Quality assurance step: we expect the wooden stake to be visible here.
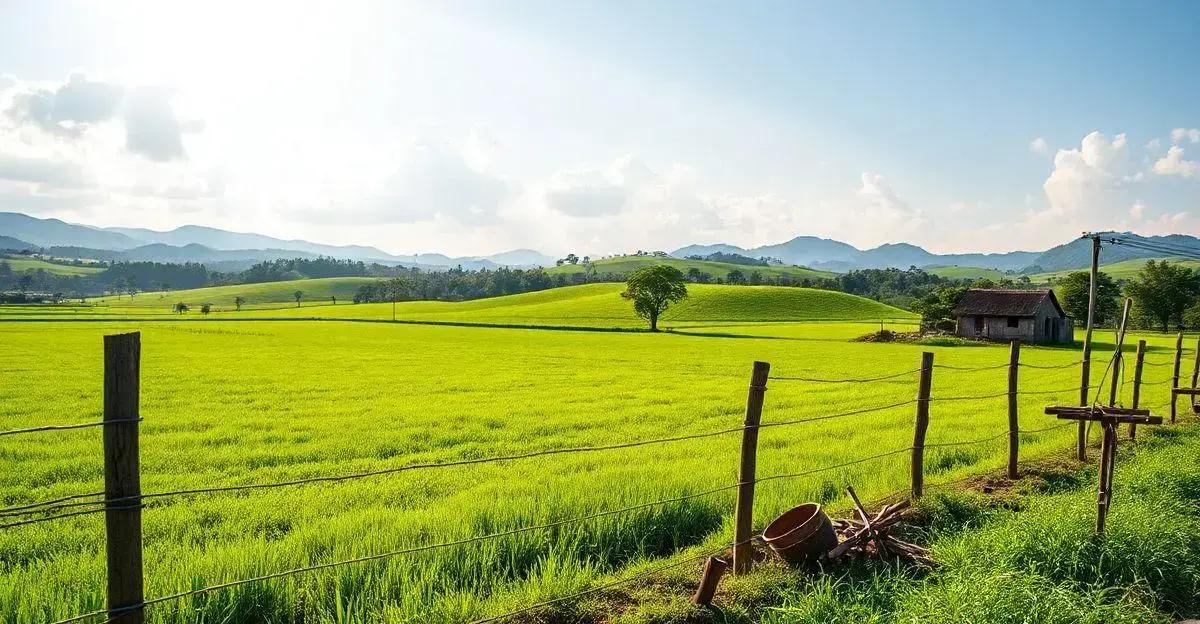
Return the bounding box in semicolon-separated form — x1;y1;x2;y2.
1171;332;1183;424
1130;340;1145;440
104;332;143;624
1191;335;1200;408
733;361;769;575
691;557;729;606
1095;423;1116;535
912;352;934;499
1079;234;1100;460
1007;340;1020;479
1107;299;1133;409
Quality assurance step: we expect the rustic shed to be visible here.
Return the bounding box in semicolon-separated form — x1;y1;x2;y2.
951;289;1073;344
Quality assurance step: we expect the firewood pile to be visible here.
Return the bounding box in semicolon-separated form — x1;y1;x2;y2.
826;486;933;566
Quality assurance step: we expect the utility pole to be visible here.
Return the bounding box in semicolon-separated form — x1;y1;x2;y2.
1078;233;1101;460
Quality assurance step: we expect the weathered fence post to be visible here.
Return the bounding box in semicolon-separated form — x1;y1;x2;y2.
1130;340;1146;440
1007;341;1020;479
912;352;934;499
733;361;769;575
1191;335;1200;408
104;332;143;624
1107;299;1133;409
1078;234;1101;461
1171;332;1183;424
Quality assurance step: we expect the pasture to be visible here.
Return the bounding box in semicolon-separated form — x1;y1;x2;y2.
0;283;1187;623
1;256;105;276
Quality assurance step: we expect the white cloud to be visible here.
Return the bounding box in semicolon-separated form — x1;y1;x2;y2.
1029;137;1048;153
1130;201;1146;220
1042;131;1137;216
1170;128;1200;144
1153;146;1200;179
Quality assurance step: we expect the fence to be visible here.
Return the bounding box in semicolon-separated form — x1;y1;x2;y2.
1;330;1195;624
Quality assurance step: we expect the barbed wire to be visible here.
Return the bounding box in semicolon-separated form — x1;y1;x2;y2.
759;399;917;429
769;367;922;383
0;418;141;438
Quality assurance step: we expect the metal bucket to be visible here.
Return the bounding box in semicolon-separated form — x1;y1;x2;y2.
762;503;838;565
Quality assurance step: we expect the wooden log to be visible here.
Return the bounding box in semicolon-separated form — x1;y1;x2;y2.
912;352;934;499
104;332;144;624
1130;340;1145;440
733;361;769;575
1171;387;1200;396
1052;413;1161;425
1007;340;1020;479
691;557;728;606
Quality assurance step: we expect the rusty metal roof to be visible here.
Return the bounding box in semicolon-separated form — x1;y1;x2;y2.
951;289;1066;318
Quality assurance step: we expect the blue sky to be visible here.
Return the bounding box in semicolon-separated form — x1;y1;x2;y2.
0;0;1198;255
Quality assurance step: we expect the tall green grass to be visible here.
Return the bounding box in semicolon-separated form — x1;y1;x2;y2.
0;315;1188;622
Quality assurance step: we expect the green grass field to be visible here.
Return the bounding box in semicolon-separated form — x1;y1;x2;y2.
547;255;835;280
18;282;919;330
1031;257;1200;282
0;283;1189;623
924;265;1010;281
1;256;105;275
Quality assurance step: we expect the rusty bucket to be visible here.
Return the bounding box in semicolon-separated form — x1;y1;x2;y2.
762;503;838;565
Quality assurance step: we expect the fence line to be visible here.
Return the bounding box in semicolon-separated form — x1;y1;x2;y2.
10;332;1195;624
0;418;141;438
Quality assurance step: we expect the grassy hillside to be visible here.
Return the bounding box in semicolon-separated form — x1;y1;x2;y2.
1031;257;1200;282
235;282;918;327
1;256;104;275
547;255;836;280
925;265;1010;281
88;276;376;309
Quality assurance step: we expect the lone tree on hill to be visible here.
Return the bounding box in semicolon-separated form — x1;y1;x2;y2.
200;303;212;315
1125;260;1200;332
1055;271;1119;325
622;265;688;331
293;290;303;307
234;296;246;312
173;302;189;314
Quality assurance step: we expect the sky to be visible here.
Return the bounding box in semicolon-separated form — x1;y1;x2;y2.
0;0;1198;257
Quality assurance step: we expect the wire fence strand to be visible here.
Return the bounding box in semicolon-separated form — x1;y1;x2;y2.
0;418;141;438
759;399;918;429
769;367;923;383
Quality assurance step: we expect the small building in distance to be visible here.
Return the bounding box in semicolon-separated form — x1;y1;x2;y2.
951;289;1073;344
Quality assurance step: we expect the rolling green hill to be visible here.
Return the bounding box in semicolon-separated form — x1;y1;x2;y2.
1030;257;1200;282
1;256;105;275
235;282;917;327
925;265;1010;281
546;255;836;280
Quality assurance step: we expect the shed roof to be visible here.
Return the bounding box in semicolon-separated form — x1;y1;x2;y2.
951;289;1066;318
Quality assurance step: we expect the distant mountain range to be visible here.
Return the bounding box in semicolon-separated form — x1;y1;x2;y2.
3;211;1199;275
673;233;1200;273
0;212;556;270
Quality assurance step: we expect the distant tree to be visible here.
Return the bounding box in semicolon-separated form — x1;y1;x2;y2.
200;303;212;315
685;267;704;283
173;302;189;314
293;290;303;307
726;269;747;285
331;295;337;305
234;296;246;311
565;253;579;265
912;286;967;331
555;259;564;266
749;270;763;285
622;265;688;331
1055;271;1119;325
1126;260;1200;332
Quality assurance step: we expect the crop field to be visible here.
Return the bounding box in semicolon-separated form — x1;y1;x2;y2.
0;284;1189;623
1;256;105;275
546;255;835;280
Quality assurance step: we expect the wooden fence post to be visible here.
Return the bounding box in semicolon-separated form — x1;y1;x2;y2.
1130;340;1145;440
1191;335;1200;408
1171;332;1183;424
104;332;144;624
1107;299;1133;409
1007;341;1020;480
912;352;934;499
733;361;769;575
